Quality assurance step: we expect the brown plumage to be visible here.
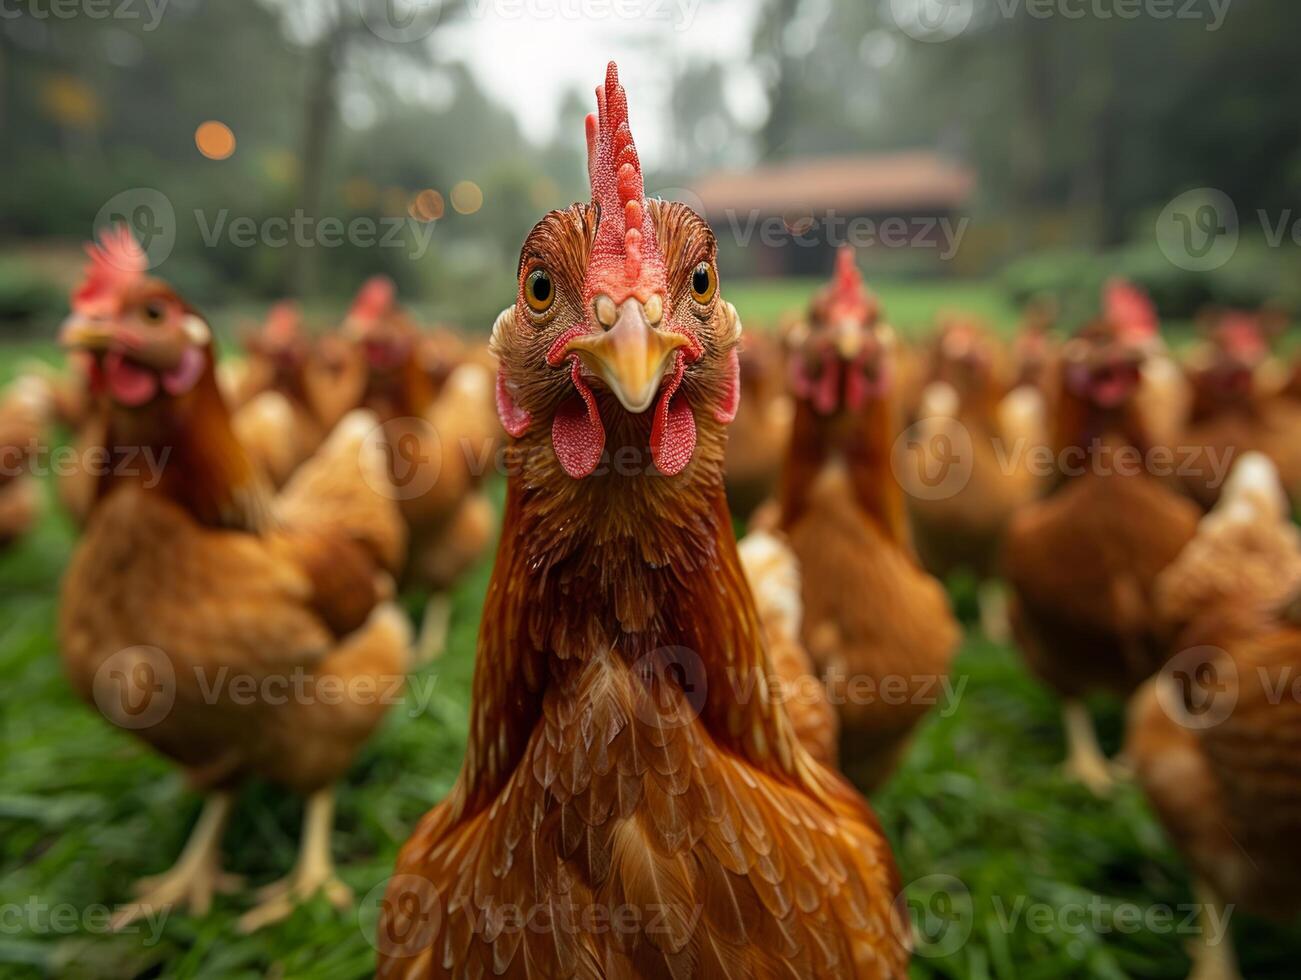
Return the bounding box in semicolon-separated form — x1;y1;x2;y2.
907;317;1047;585
1004;317;1200;794
379;65;908;980
0;374;51;547
724;330;792;520
57;230;410;930
1180;311;1301;509
1128;453;1301;977
341;277;498;662
775;251;958;792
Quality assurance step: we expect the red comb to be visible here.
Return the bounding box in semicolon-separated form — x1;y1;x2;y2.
822;247;875;322
71;224;147;317
583;62;666;303
1216;311;1267;360
1104;279;1158;339
349;275;396;324
263;301;301;342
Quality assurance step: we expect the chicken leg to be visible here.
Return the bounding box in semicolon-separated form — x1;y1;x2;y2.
111;792;241;930
238;787;351;932
1188;880;1241;980
415;592;451;665
1061;699;1117;796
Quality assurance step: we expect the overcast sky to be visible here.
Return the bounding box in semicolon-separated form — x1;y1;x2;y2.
436;0;769;163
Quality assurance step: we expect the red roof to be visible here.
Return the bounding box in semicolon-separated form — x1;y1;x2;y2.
691;151;975;214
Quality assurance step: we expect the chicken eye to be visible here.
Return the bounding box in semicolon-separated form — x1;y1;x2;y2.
524;269;555;315
142;300;168;324
690;262;717;305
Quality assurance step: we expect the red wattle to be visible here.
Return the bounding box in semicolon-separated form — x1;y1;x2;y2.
104;350;159;407
650;355;696;476
162;347;205;396
551;360;604;478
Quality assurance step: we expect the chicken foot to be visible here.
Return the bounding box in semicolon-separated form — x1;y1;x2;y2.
238;787;351;932
1187;880;1241;980
111;792;241;930
415;592;451;666
1061;699;1122;796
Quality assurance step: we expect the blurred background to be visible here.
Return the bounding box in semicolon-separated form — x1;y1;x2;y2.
2;0;1298;339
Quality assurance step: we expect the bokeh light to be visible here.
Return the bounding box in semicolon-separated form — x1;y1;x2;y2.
450;181;483;215
409;189;446;222
195;120;236;160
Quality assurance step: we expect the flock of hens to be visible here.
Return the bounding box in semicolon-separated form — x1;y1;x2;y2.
4;62;1300;979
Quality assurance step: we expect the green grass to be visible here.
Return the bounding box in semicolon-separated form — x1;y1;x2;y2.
2;310;1300;979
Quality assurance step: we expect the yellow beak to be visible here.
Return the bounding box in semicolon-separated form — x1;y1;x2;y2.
60;314;115;352
565;298;687;414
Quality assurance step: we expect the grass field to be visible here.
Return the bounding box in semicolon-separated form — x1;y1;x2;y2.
1;294;1298;980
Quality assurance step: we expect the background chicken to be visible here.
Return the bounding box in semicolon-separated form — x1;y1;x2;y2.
774;248;958;791
1128;452;1301;980
907;315;1047;639
0;373;52;548
380;64;908;980
228;301;342;487
1004;316;1201;795
1181;310;1301;509
341;275;497;662
57;227;411;931
723;329;792;520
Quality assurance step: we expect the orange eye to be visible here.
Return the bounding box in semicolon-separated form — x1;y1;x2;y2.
524;269;554;315
690;262;716;305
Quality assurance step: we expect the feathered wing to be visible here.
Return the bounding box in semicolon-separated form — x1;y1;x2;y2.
738;530;839;766
380;648;907;980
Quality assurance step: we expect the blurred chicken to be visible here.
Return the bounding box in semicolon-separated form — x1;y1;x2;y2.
1011;297;1059;396
343;276;497;663
58;227;410;931
1004;315;1201;795
1181;310;1301;509
1106;279;1191;451
379;64;908;979
738;529;839;766
775;248;959;791
0;373;53;547
907;315;1047;639
229;302;349;488
724;329;793;520
1128;452;1301;980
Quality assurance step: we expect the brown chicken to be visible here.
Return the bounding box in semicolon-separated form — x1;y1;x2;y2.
774;248;958;792
1004;315;1201;795
378;64;908;980
1181;310;1301;509
342;276;497;663
57;226;411;931
907;315;1047;639
724;329;792;520
229;301;357;488
1128;452;1301;980
0;373;52;547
